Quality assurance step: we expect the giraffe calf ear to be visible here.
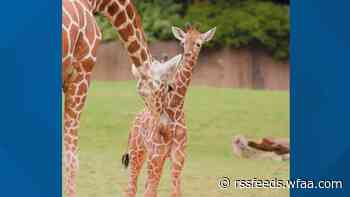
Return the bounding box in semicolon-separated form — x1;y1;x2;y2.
131;64;141;79
201;27;217;43
172;26;186;42
160;54;182;81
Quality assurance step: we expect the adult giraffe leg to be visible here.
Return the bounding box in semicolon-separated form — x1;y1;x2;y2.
170;127;187;197
63;63;92;197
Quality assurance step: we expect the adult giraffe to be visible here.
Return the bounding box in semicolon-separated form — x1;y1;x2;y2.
62;0;179;196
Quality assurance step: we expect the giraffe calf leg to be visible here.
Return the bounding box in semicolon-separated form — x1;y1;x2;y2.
143;152;167;197
170;128;187;197
125;125;146;197
126;149;145;197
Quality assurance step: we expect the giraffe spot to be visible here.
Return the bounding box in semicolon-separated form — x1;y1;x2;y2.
77;103;85;111
62;58;72;73
64;120;73;128
141;49;147;62
78;83;88;95
134;14;142;27
107;2;119;16
62;30;69;56
155;102;161;109
99;0;110;11
74;74;84;83
128;40;140;54
119;24;134;41
67;85;77;95
73;139;78;146
81;96;87;104
91;43;100;57
64;136;72;144
165;109;175;119
170;94;183;107
183;69;192;78
75;66;84;73
131;56;141;66
74;97;81;103
74;36;90;60
81;58;95;72
126;3;134;19
70;128;78;137
174;111;182;121
118;0;126;5
86;75;92;86
63;0;79;23
66;107;77;119
114;11;127;28
178;85;187;96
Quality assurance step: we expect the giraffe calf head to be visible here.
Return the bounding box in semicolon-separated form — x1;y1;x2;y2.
232;135;249;157
172;24;216;56
132;54;182;117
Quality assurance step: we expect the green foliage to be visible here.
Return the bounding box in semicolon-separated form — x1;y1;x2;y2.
95;0;289;60
134;0;182;41
96;0;182;42
95;14;118;42
185;0;290;59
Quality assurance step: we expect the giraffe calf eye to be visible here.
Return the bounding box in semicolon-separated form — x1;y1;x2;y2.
196;43;201;47
168;85;174;92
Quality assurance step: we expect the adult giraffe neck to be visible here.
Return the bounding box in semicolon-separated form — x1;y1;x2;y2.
92;0;152;67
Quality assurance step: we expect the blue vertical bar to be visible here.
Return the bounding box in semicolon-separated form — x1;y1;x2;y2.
292;0;349;196
0;1;61;197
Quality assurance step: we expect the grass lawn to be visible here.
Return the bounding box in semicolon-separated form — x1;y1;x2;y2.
72;81;289;197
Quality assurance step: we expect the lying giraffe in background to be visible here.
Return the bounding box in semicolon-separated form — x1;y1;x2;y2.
232;135;290;161
122;24;216;197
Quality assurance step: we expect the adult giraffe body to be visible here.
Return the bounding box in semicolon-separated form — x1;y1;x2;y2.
62;0;155;196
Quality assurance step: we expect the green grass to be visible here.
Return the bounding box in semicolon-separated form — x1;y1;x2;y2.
73;81;289;197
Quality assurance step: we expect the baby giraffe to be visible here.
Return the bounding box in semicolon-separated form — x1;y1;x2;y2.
122;24;216;197
122;54;182;197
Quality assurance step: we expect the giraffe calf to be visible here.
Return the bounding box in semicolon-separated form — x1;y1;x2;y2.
122;54;181;197
122;24;216;197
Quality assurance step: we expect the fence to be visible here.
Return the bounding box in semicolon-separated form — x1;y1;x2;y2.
92;41;289;90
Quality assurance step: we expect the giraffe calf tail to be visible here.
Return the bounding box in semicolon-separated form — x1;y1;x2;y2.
121;153;130;169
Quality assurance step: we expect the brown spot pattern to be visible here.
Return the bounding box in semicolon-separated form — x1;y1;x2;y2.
98;0;110;11
119;24;134;41
128;40;140;53
126;4;134;19
107;2;119;16
114;11;127;28
141;49;147;61
131;56;141;66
